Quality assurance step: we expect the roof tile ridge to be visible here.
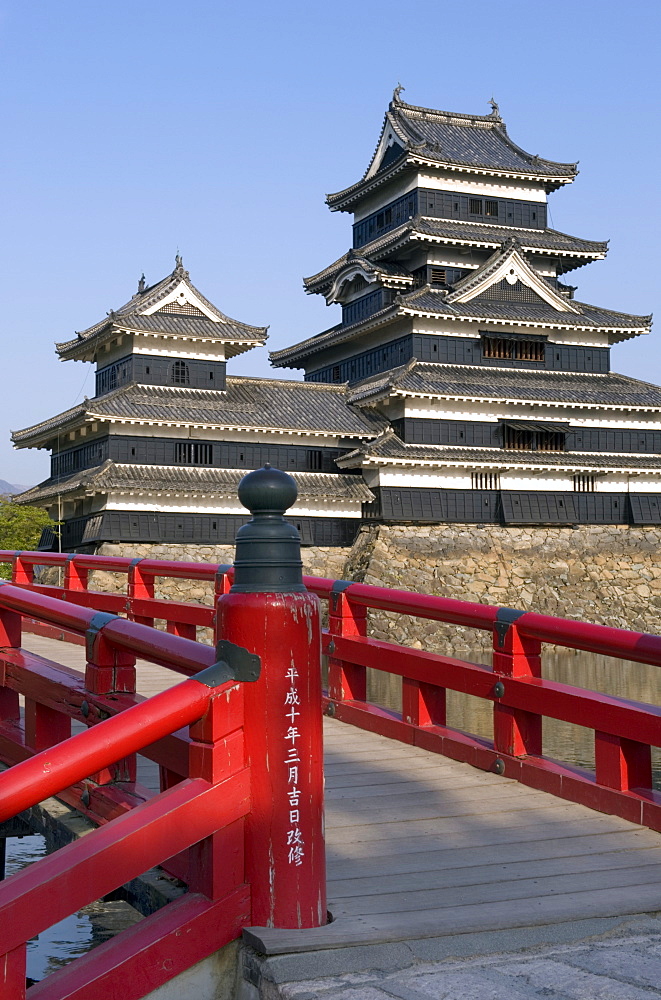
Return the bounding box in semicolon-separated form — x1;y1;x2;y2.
225;374;347;391
394;98;500;126
570;300;652;323
544;225;609;249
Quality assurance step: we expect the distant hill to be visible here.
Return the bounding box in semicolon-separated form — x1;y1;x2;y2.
0;480;30;495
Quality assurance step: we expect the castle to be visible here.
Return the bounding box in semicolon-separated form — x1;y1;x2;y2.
14;90;661;550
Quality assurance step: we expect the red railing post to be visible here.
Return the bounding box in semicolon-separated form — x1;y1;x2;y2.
595;731;653;791
84;613;138;787
127;558;155;626
492;614;542;757
63;554;89;593
328;584;367;704
213;564;233;643
11;552;33;586
0;603;21;724
217;467;326;929
1;943;26;999
188;682;246;899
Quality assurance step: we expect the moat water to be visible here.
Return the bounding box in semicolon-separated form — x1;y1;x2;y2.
5;649;660;985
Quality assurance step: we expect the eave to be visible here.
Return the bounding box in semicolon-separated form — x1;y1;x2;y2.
326;153;575;213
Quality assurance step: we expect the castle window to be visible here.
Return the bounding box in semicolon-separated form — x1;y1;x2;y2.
483;336;545;363
574;474;596;492
171;360;190;385
332;365;341;382
469;198;482;214
430;267;447;286
306;450;323;471
472;472;500;490
174;442;213;465
502;423;566;453
485;200;498;217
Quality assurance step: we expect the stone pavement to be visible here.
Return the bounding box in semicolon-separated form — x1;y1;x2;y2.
261;917;661;999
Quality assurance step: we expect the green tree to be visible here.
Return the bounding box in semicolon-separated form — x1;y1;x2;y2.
0;497;54;578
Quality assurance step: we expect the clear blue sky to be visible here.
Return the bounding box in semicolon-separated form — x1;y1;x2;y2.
1;0;659;484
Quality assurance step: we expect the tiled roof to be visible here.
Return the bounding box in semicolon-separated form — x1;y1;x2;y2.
400;286;651;333
302;219;607;298
12;377;384;446
56;260;268;360
415;218;607;256
348;362;661;409
327;95;577;209
15;462;373;505
270;286;649;367
339;431;661;472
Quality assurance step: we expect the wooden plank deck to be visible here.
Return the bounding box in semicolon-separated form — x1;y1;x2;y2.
22;633;661;953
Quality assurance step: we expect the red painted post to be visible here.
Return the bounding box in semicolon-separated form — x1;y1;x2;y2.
127;558;155;626
492;615;542;758
328;585;367;705
0;943;26;999
85;614;138;787
217;466;326;929
11;552;33;586
63;555;89;594
188;683;246;900
0;603;21;725
595;731;653;791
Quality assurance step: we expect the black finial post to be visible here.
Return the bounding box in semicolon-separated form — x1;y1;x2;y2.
231;465;306;593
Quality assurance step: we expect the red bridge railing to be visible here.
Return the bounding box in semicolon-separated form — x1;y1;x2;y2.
1;548;658;832
0;539;659;995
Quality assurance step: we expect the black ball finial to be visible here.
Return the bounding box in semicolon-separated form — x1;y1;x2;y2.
237;463;298;516
231;465;305;593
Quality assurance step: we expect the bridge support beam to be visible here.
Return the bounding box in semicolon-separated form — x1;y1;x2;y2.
217;465;327;930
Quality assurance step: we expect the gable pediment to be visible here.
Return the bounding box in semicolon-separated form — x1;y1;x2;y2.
447;244;580;314
327;263;379;304
141;280;220;322
365;112;408;181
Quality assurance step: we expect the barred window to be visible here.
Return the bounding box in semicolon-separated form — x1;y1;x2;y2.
503;427;565;453
171;360;190;385
174;442;213;465
306;449;323;471
483;336;545;362
484;200;498;217
574;474;596;492
471;472;500;490
469;198;482;214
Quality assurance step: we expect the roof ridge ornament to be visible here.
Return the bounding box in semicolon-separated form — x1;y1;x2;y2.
137;273;146;294
392;82;405;105
489;97;501;119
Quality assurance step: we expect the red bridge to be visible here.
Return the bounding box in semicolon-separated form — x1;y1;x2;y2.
0;468;659;998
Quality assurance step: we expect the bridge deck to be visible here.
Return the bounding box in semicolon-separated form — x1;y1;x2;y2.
23;634;661;954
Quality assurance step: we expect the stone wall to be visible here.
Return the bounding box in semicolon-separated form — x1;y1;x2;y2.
345;523;661;653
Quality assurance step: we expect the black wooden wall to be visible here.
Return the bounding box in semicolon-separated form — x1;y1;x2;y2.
352;188;548;247
51;436;355;478
305;334;610;384
95;355;227;396
364;488;661;525
49;511;361;551
392;420;661;454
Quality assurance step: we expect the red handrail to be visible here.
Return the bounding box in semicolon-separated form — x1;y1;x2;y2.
0;673;215;822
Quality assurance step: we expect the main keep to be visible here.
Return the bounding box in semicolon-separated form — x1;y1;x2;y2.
14;91;661;550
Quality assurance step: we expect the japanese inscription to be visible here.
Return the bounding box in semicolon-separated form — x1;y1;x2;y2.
284;664;305;866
